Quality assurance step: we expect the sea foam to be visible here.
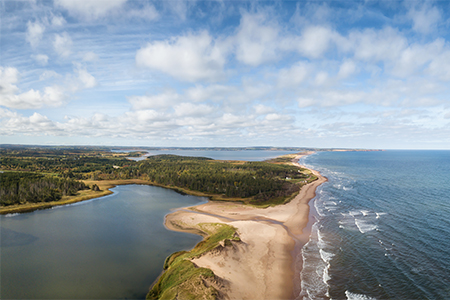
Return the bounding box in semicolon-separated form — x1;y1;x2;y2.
354;219;378;233
345;290;377;300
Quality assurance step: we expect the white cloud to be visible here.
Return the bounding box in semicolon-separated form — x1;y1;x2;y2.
254;104;274;115
349;27;407;63
407;3;441;34
26;21;45;48
0;67;20;96
290;2;333;27
39;70;61;81
0;85;66;109
295;26;335;58
233;13;280;66
174;102;214;117
314;71;329;86
136;31;226;82
0;66;98;109
0;68;63;110
426;43;450;81
338;60;357;78
76;67;97;89
320;90;366;106
163;1;190;21
265;113;284;121
391;39;444;77
55;0;127;20
125;109;168;123
186;84;236;102
128;90;181;110
0;111;58;135
297;97;315;108
51;14;66;27
277;61;310;87
53;32;73;57
82;52;99;62
128;4;159;21
31;54;49;66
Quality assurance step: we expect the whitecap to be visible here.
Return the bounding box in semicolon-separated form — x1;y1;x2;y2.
333;184;342;189
349;210;361;217
360;210;370;216
375;212;387;219
354;218;378;233
323;264;331;283
319;249;335;264
317;230;326;247
314;200;327;217
345;290;377;300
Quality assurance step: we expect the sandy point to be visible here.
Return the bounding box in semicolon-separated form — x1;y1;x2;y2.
164;154;327;299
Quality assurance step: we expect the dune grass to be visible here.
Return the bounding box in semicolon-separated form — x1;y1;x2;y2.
147;223;238;300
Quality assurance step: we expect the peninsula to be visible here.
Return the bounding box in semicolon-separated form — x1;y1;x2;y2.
149;153;327;299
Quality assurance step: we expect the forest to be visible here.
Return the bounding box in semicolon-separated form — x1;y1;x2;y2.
0;172;88;206
139;155;309;203
0;147;315;208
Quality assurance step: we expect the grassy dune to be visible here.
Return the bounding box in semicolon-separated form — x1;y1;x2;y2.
147;223;239;300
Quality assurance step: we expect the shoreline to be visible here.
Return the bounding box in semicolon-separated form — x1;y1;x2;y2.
163;152;327;299
0;179;153;215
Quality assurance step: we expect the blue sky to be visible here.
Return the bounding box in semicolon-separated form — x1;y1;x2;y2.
1;0;450;149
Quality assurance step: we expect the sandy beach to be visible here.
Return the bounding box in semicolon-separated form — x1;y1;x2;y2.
164;153;327;299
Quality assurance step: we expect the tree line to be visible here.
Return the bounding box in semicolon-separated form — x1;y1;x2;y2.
138;155;307;202
1;148;312;206
0;172;88;206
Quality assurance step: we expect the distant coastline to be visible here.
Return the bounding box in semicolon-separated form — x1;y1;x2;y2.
1;143;383;152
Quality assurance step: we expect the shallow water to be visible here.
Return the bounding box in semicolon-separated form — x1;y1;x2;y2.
1;185;206;299
299;151;450;300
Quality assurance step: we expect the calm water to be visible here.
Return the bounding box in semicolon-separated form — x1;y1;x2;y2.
1;185;206;299
298;151;450;300
120;149;297;161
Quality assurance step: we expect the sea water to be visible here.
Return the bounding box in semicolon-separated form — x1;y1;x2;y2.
298;150;450;300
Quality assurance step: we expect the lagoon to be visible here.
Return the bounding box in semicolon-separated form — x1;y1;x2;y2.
1;184;206;299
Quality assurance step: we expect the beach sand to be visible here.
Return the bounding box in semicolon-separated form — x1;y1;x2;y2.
164;153;327;299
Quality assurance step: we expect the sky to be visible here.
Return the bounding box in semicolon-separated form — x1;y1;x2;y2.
1;0;450;149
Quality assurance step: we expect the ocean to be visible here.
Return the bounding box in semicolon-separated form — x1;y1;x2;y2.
298;150;450;300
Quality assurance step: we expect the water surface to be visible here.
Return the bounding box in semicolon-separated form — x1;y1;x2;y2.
120;149;297;161
299;151;450;300
1;185;206;299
